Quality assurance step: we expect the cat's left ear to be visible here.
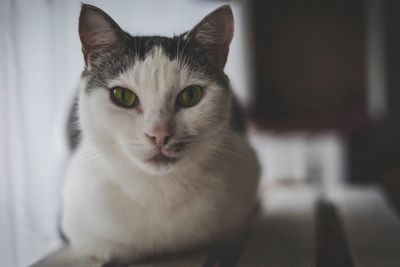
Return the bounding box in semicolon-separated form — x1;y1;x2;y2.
79;4;125;65
189;5;234;68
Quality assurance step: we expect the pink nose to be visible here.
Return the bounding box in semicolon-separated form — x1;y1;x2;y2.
145;125;172;148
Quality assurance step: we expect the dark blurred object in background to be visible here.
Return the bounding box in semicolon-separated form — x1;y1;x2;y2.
247;0;400;212
249;0;369;131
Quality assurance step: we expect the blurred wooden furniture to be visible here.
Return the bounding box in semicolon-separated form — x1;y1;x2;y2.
248;0;370;132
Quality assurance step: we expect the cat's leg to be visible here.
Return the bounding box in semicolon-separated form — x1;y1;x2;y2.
29;246;109;267
102;261;126;267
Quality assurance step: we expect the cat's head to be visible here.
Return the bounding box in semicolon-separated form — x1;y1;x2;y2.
78;4;240;173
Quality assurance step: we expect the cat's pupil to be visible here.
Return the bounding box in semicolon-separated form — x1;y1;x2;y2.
121;89;126;100
187;90;194;100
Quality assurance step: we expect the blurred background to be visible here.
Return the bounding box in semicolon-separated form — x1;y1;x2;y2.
1;0;400;266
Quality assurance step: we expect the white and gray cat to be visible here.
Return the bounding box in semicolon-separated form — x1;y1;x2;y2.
61;4;260;266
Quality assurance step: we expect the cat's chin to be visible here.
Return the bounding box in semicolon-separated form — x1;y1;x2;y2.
140;153;180;174
143;161;178;174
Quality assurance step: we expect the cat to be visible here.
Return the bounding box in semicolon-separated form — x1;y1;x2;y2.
61;4;260;265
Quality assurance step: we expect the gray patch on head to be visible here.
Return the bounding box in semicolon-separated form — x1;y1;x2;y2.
82;33;230;91
80;33;245;134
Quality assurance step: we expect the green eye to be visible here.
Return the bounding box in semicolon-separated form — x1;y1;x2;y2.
110;87;138;108
177;86;203;108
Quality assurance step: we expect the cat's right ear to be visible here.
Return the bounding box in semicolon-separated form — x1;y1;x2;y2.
188;5;234;68
79;4;124;65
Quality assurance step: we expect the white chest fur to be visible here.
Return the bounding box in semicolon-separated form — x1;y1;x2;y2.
61;134;259;261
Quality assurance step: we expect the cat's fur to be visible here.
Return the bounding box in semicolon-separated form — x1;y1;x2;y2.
61;4;260;265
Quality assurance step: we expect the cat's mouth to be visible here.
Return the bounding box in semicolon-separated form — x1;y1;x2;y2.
146;152;178;166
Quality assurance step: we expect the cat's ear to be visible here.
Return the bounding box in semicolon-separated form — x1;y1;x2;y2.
190;5;234;68
79;4;125;65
